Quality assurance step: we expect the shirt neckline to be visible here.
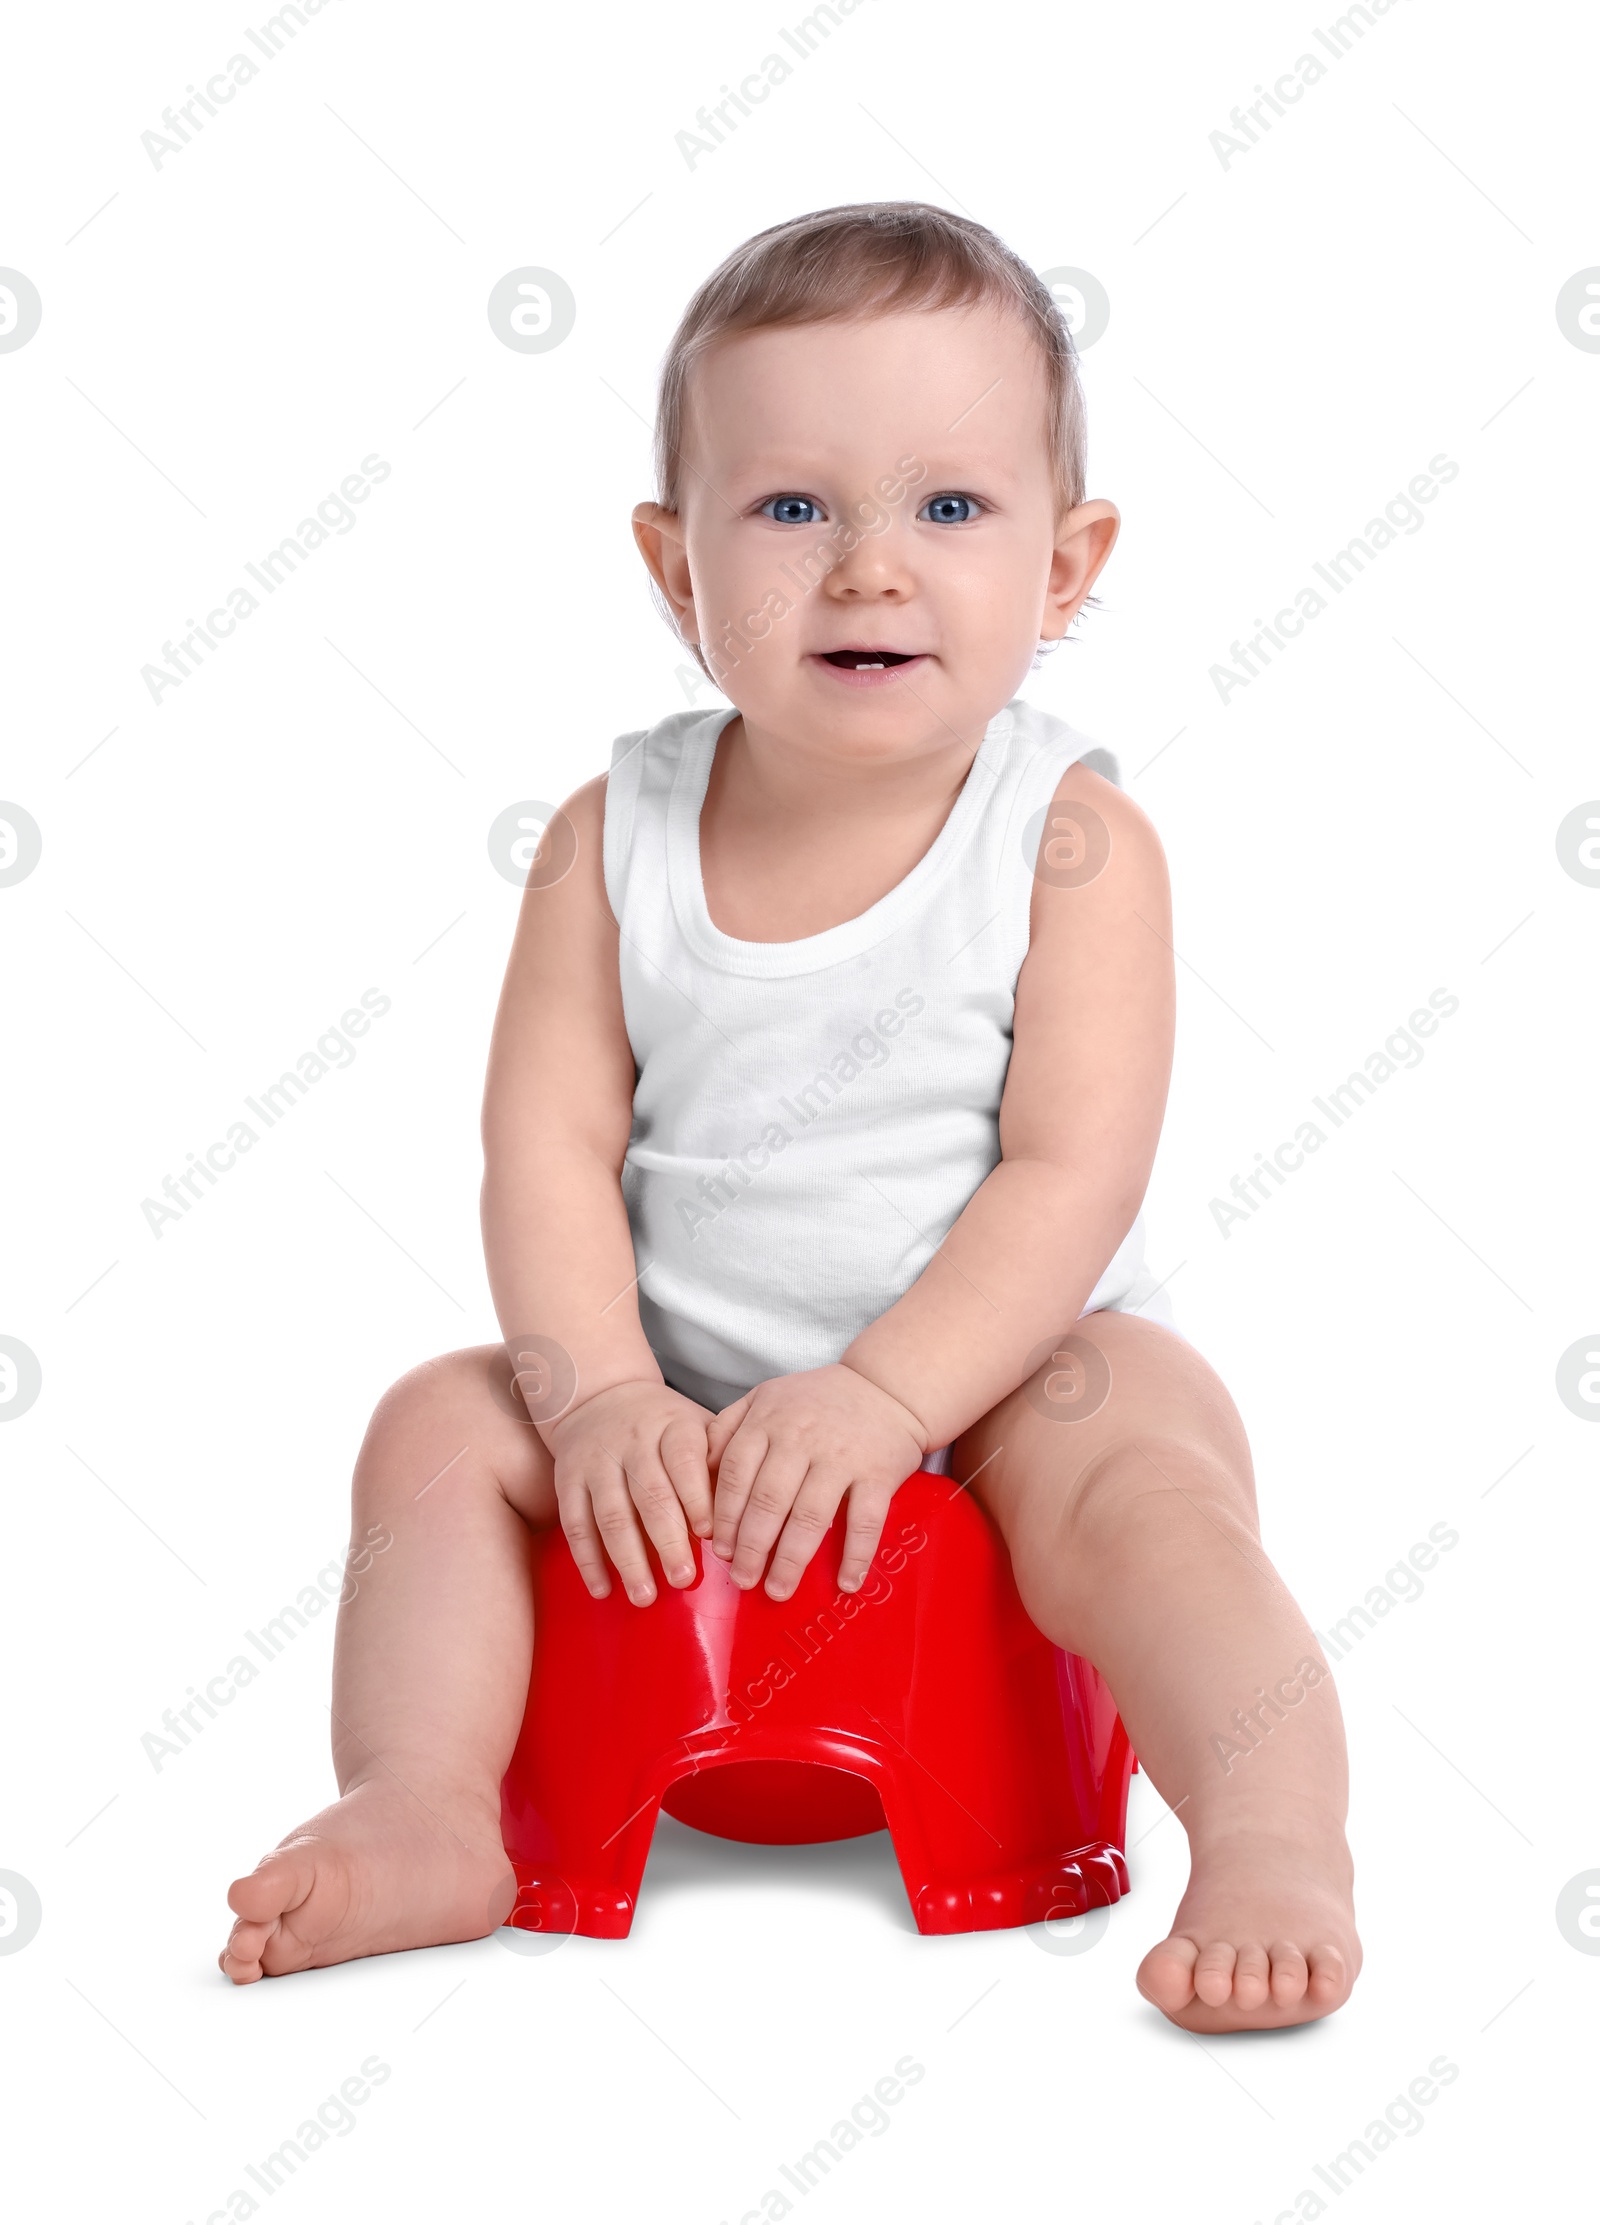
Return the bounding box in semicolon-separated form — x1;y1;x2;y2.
667;703;1014;977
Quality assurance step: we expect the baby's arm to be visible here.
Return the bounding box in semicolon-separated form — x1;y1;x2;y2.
846;761;1175;1434
480;777;714;1603
711;761;1175;1593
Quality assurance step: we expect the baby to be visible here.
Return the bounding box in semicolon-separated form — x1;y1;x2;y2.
219;202;1360;2031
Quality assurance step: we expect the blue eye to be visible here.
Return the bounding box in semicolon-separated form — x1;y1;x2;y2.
919;493;981;525
760;494;823;525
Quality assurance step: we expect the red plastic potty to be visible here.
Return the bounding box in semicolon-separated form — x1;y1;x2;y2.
499;1470;1135;1939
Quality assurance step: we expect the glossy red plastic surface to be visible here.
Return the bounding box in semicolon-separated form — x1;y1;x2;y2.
500;1471;1135;1939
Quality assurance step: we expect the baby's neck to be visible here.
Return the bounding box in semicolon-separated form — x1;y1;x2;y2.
697;711;986;943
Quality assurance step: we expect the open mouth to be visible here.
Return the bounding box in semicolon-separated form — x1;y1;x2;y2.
819;649;919;670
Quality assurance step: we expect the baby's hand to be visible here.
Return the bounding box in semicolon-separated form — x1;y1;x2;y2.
542;1381;714;1606
706;1365;927;1601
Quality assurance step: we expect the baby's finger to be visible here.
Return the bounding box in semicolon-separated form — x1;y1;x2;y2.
584;1459;662;1606
728;1446;811;1590
623;1452;698;1590
706;1393;754;1469
659;1414;714;1539
837;1478;896;1593
764;1471;846;1601
711;1420;769;1560
555;1471;619;1600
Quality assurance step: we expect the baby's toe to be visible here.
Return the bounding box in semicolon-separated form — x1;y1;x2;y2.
258;1919;319;1978
1267;1941;1310;2008
221;1843;318;1982
219;1920;274;1985
1230;1943;1272;2010
227;1844;313;1926
1135;1933;1200;2012
1192;1941;1238;2007
1306;1945;1351;2009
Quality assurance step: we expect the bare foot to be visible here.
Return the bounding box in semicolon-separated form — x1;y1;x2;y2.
219;1777;514;1984
1135;1819;1360;2033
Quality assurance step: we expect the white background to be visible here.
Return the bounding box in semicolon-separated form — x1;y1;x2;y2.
2;0;1595;2217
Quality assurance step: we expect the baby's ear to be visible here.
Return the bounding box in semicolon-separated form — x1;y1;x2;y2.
1042;497;1119;641
632;502;695;625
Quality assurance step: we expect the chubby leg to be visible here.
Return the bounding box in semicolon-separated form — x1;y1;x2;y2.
219;1347;557;1983
958;1310;1360;2033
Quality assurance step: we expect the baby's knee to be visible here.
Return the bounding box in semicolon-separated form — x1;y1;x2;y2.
352;1345;556;1527
354;1347;502;1491
1059;1435;1257;1567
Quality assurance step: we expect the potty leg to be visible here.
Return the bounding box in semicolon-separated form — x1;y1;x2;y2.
500;1767;662;1940
859;1647;1136;1937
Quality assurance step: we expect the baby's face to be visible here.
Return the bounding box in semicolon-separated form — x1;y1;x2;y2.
636;304;1117;757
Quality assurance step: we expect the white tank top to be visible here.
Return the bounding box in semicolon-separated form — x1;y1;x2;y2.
602;696;1171;1416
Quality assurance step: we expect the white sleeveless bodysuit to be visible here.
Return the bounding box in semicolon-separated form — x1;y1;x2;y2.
601;696;1176;1447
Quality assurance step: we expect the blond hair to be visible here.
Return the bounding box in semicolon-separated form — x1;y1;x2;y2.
653;201;1087;520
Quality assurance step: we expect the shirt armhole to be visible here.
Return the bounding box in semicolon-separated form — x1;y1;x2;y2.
602;728;648;926
1074;743;1122;789
1011;727;1120;879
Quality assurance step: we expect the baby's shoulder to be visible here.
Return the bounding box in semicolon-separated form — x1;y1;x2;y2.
997;699;1162;876
1049;750;1166;862
1023;739;1170;960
